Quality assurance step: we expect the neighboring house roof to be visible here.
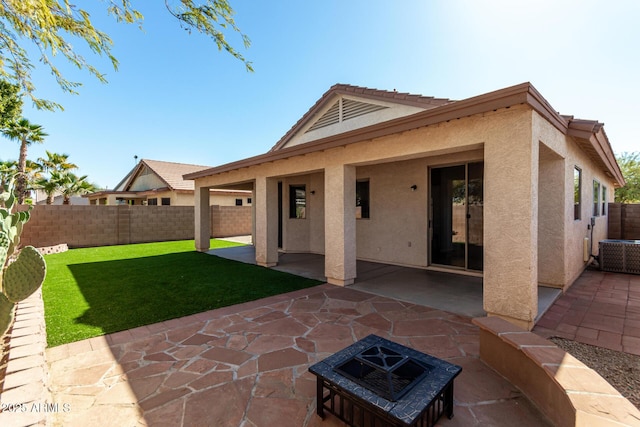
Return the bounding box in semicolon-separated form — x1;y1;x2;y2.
184;82;625;187
115;159;212;192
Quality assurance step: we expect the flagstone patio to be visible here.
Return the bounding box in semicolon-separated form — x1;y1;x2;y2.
46;284;551;426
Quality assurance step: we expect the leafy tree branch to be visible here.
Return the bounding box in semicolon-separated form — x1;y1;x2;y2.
0;0;251;110
615;152;640;203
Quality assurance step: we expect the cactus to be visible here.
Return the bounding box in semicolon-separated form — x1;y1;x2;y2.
0;179;46;336
0;293;15;338
4;246;46;303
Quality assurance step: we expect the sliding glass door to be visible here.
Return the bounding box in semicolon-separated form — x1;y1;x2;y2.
430;162;483;271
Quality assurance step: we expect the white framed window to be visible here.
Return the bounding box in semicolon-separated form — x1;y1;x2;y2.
574;167;581;220
289;185;306;219
593;180;600;217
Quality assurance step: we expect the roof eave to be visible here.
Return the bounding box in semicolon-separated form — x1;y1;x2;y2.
567;124;626;187
186;82;543;180
186;82;620;188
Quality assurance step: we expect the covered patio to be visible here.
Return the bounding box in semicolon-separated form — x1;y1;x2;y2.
187;83;624;332
209;245;562;320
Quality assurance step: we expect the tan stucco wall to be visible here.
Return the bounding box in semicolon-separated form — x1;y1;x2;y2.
282;176;312;252
309;173;325;254
211;194;252;207
538;142;565;287
175;192;251;207
355;151;483;267
532;113;615;290
483;108;539;328
88;192;251;207
192;105;519;190
356;159;428;267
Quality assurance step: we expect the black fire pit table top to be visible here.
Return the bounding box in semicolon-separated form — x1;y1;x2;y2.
308;334;462;426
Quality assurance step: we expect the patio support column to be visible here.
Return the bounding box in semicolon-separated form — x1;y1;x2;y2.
195;185;210;252
324;164;356;286
251;184;257;246
484;122;539;330
255;176;279;267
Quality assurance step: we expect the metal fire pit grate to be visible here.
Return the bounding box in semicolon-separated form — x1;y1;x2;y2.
309;335;462;427
334;344;431;401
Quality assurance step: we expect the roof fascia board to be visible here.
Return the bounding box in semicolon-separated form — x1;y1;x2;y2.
186;83;613;184
114;164;140;191
270;87;342;151
567;125;625;186
525;86;568;133
592;131;626;186
119;160;156;192
87;191;140;197
136;187;172;196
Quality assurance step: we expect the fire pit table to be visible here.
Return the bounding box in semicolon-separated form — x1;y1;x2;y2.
308;334;462;427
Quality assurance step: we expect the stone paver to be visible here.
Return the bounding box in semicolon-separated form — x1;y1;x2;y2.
46;284;552;426
534;269;640;355
0;290;50;427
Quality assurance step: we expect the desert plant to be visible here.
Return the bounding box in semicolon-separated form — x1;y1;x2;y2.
0;179;46;336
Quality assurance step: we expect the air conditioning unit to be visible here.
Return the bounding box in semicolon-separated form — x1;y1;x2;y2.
599;240;640;275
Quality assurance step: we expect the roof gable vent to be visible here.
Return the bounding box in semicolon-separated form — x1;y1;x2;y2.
306;98;388;133
342;98;387;121
308;100;340;132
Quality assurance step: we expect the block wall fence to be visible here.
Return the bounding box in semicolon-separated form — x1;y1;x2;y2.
608;203;640;240
17;205;252;248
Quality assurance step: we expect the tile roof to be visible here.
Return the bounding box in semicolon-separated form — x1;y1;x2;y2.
143;159;212;191
119;159;211;192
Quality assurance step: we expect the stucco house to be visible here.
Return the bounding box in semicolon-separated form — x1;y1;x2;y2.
86;159;252;206
185;82;624;330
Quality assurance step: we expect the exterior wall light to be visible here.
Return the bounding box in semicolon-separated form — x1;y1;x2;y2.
410;185;417;191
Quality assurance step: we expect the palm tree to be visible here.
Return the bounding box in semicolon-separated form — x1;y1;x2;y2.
34;170;66;205
24;159;44;202
58;172;96;204
0;160;17;190
32;151;81;204
37;151;78;174
2;118;48;203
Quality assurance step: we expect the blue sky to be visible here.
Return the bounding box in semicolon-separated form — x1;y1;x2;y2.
1;0;639;188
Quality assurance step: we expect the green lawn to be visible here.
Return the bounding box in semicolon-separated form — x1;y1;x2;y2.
43;239;321;347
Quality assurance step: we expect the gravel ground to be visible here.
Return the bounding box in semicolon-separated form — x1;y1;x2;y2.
550;337;640;409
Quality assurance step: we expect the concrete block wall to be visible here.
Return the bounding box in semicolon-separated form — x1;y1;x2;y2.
18;205;252;248
18;205;119;248
211;206;253;238
608;203;640;240
129;206;194;244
